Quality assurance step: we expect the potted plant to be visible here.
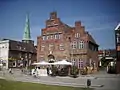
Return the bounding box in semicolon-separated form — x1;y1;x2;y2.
70;66;79;78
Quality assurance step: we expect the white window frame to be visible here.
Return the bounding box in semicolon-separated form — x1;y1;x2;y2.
42;36;46;40
75;33;80;38
79;41;84;49
72;41;77;49
55;34;57;39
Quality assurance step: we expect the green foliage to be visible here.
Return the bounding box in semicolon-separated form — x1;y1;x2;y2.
70;66;79;75
101;57;109;67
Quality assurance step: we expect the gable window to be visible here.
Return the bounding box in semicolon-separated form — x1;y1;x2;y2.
75;33;80;38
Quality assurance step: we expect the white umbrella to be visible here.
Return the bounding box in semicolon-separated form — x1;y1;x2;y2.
53;59;72;65
0;64;3;66
32;61;50;65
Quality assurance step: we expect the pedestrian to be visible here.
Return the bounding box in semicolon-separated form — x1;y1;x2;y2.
33;67;37;78
47;67;49;75
9;68;13;74
87;79;91;88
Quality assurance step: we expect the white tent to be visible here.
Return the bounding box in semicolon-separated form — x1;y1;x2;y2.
32;61;51;65
53;59;72;65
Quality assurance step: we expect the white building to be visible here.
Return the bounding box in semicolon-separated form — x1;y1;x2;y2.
0;40;9;69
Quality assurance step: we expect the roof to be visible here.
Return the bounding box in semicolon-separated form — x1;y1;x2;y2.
9;39;36;53
115;23;120;30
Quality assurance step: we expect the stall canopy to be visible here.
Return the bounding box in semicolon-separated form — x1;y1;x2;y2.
53;59;72;65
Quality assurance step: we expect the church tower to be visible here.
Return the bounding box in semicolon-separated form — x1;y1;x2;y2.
22;13;34;44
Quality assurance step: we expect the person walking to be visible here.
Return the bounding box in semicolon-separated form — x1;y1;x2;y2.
9;68;13;74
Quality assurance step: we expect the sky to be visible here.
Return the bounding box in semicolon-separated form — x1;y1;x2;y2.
0;0;120;50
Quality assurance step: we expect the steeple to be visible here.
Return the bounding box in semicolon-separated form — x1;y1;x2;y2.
23;13;31;40
22;13;34;44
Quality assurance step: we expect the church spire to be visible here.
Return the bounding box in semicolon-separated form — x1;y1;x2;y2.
23;13;31;41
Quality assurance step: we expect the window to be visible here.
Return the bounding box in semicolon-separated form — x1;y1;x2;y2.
75;33;80;38
19;46;22;50
55;34;61;39
78;59;84;69
41;45;45;51
42;36;46;40
50;35;53;39
78;41;84;49
49;44;54;51
72;59;75;65
19;53;22;58
58;34;61;39
117;33;120;43
25;53;27;58
29;53;31;58
55;34;57;39
46;36;49;40
59;44;64;50
72;41;77;49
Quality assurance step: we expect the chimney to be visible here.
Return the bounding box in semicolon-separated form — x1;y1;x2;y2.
50;12;57;19
75;21;81;28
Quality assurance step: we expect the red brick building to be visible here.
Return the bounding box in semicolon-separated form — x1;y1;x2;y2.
115;23;120;73
37;12;99;71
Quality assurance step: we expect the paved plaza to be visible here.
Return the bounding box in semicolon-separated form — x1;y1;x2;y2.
0;69;120;90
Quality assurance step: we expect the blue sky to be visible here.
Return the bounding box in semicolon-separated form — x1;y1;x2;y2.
0;0;120;49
